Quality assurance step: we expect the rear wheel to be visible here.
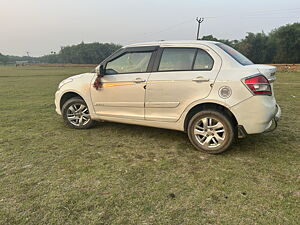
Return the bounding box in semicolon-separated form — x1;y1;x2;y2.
62;97;95;129
187;110;235;154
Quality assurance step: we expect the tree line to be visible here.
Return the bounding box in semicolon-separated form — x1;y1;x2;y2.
202;23;300;64
39;42;122;64
0;23;299;65
0;42;122;65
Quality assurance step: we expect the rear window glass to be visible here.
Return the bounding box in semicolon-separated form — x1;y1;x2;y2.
159;48;196;71
216;43;253;66
194;49;214;70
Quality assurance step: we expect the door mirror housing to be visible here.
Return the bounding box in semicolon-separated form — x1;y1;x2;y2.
96;65;105;76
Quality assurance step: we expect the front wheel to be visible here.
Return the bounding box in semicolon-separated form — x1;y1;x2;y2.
62;97;95;129
187;110;235;154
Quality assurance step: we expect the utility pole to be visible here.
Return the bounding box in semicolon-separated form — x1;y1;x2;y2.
196;17;204;40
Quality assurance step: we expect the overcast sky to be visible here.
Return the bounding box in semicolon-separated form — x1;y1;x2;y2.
1;0;299;56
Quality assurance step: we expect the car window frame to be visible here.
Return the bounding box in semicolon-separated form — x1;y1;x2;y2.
102;46;159;76
152;47;214;73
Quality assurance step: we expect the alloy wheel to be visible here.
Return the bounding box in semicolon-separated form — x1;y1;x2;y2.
66;104;91;127
193;117;226;149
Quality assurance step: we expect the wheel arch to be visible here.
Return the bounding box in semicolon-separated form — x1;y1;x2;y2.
60;91;84;110
183;102;238;132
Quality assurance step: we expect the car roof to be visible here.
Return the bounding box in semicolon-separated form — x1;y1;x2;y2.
125;40;219;48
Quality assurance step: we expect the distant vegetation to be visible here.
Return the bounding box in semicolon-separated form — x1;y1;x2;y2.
0;42;122;65
0;23;299;65
39;42;122;64
202;23;300;64
0;53;34;65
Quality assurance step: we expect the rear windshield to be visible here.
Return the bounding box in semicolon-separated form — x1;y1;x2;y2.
216;43;253;66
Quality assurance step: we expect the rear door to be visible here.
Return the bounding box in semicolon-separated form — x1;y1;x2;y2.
145;45;222;122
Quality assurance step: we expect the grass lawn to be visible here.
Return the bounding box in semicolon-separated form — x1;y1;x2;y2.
0;65;299;225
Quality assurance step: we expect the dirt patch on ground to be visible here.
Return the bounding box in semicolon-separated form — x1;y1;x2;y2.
270;64;300;72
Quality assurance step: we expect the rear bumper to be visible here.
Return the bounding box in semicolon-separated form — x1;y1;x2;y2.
274;104;281;122
231;96;281;134
263;104;281;133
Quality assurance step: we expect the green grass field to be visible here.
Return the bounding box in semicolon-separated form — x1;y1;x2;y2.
0;65;299;225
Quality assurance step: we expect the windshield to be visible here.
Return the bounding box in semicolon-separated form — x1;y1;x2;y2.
216;43;253;66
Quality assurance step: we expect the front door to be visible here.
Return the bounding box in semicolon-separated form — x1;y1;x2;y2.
145;45;222;122
91;50;153;120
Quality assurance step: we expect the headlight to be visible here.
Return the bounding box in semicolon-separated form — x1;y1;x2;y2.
58;78;73;90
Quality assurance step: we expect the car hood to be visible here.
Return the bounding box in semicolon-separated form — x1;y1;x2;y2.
68;73;88;80
59;72;94;88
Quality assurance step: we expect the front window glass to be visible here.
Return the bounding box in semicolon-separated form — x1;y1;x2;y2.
158;48;196;71
105;52;152;75
216;43;253;66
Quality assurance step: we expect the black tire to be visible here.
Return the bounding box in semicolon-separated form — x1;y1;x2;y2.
187;110;235;154
62;97;95;129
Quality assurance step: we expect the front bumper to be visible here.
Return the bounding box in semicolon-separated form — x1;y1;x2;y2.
55;90;62;115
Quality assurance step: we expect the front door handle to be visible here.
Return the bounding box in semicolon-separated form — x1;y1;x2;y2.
192;76;210;82
134;78;146;83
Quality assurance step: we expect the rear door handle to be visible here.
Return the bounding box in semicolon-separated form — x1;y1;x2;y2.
134;78;146;83
192;76;210;82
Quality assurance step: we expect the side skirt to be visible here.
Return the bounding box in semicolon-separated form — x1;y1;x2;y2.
93;115;184;132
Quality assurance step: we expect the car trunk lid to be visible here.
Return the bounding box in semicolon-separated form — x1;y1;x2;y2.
244;64;277;82
244;64;277;96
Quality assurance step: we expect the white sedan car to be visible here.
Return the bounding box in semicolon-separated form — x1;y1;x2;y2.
55;40;281;154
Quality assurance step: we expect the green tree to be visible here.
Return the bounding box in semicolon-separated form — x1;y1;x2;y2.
201;23;300;64
269;23;300;63
58;42;122;64
235;32;270;63
0;53;8;64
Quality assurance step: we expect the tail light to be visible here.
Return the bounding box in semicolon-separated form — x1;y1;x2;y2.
243;75;272;96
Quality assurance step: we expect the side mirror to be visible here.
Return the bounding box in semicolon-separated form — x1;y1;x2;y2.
96;65;104;76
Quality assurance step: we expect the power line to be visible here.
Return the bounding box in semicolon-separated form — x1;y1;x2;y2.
241;16;300;19
246;11;300;16
140;10;299;38
133;8;299;42
222;14;300;19
141;18;193;38
248;7;300;13
200;8;300;19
